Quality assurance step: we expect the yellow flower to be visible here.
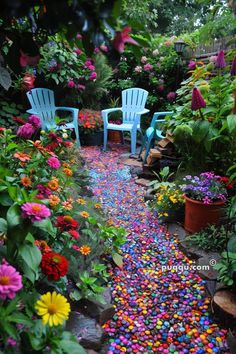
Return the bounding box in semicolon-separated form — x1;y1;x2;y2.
76;198;86;205
163;212;168;217
35;291;70;327
80;211;90;218
79;245;91;255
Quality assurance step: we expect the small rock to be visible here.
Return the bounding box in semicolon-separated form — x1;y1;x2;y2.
86;350;99;354
122;158;143;167
135;178;151;187
197;253;221;280
66;312;106;351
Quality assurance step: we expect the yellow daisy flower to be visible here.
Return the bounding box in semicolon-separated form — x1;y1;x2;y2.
94;203;102;209
80;211;90;218
35;291;70;327
76;198;86;205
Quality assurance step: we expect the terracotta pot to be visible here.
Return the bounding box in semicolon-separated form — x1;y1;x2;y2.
184;195;225;233
108;130;122;143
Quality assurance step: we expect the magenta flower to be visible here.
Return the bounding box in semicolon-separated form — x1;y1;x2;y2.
231;56;236;76
0;262;22;300
167;92;177;102
100;45;108;52
36;184;51;199
77;84;86;91
76;33;82;40
94;47;100;54
191;87;206;110
88;65;95;71
7;338;17;347
28;115;41;129
21;202;51;222
47;156;61;169
89;72;97;81
113;26;138;53
17;123;35;139
74;48;82;55
215;50;226;69
143;63;153;71
188;60;196;70
67;80;75;88
84;60;92;68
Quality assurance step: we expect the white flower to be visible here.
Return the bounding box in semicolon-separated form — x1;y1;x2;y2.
152;49;159;56
141;56;147;64
62;133;68;139
134;66;142;73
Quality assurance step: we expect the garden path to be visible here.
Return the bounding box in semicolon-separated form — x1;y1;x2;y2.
81;145;229;354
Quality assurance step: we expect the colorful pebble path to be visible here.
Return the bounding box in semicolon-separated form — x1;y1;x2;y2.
81;144;229;354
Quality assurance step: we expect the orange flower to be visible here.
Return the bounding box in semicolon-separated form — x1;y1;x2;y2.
94;203;102;209
79;245;91;256
21;176;32;187
62;162;70;168
70;159;76;164
76;198;86;205
13;152;31;162
63;168;73;177
79;211;90;218
49;195;60;207
33;140;54;156
107;218;114;226
47;178;59;191
35;240;51;253
62;200;73;210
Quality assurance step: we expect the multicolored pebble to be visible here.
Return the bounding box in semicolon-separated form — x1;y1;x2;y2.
82;145;230;354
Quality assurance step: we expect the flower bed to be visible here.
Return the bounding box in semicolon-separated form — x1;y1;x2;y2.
0;122;126;353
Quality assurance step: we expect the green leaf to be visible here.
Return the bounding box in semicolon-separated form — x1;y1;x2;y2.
34;218;56;236
18;243;42;283
0;218;7;233
6;204;21;228
59;339;86;354
227;114;236;132
9;313;32;326
1;321;18;339
112;253;123;268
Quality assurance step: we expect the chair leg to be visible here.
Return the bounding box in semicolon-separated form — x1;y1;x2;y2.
139;135;147;158
103;127;108;151
74;124;81;147
143;137;153;163
131;129;137;155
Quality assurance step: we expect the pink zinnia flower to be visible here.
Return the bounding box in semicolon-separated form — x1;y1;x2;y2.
72;245;80;252
7;338;17;347
76;33;82;40
36;184;51;199
143;63;153;71
21;202;51;222
94;47;100;54
113;26;138;53
28;115;41;129
89;72;97;81
68;230;80;239
191;87;206;110
215;50;226;69
100;45;108;52
88;65;95;71
47;156;61;169
84;60;92;68
0;262;22;300
74;48;82;55
17;123;35;139
67;80;75;88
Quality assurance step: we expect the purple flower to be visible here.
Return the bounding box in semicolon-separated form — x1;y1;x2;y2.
17;123;35;139
89;72;97;81
143;63;153;71
231;56;236;76
21;202;51;222
167;92;177;102
191;87;206;110
188;60;196;70
28;115;41;129
215;50;226;69
0;262;22;300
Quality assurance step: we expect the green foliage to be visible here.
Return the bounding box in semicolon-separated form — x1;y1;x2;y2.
81;54;113;109
0;95;25;129
185;225;233;252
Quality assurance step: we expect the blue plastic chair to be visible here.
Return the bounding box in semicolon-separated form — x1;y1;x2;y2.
26;88;80;146
102;88;149;155
139;111;173;163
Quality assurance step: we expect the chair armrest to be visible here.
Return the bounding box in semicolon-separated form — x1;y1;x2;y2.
102;108;122;125
136;108;150;115
27;109;38;114
151;111;173;127
55;107;79;123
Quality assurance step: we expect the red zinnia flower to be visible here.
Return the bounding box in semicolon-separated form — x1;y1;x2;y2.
113;27;138;53
41;252;69;281
68;229;80;239
56;215;79;231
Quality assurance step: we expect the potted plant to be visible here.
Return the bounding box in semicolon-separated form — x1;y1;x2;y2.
78;109;103;146
108;119;123;143
149;184;185;223
181;172;228;233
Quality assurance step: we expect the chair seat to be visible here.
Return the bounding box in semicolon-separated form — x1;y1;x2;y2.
107;123;140;131
45;122;75;131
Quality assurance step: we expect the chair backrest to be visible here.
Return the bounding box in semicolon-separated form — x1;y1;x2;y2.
121;88;148;124
26;88;56;129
